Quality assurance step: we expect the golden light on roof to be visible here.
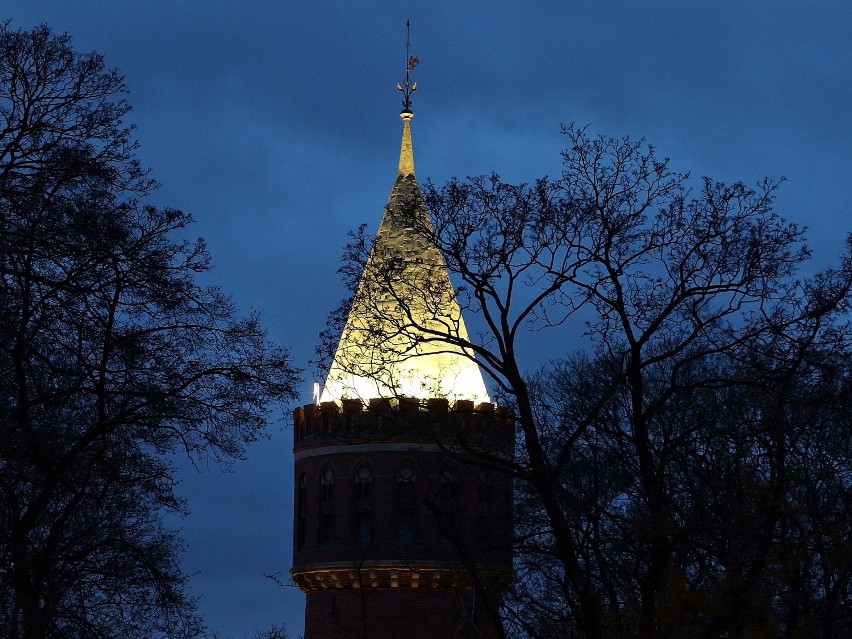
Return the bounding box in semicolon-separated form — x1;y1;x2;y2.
319;65;489;405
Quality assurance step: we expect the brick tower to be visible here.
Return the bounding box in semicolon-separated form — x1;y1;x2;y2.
291;45;513;639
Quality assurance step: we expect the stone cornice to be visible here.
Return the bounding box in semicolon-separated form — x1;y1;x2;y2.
291;561;512;593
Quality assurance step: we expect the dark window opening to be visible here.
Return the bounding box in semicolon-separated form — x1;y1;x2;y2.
398;511;415;545
296;472;307;548
320;467;334;502
355;466;373;500
397;480;416;501
356;512;372;545
319;514;332;548
298;473;307;507
297;515;306;548
438;479;457;501
396;465;417;501
438;468;458;501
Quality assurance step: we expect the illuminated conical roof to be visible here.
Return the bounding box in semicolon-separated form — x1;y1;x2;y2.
319;110;490;404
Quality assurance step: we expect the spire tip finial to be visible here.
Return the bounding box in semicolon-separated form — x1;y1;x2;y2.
397;20;418;117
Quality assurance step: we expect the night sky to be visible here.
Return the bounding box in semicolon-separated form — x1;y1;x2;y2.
5;2;852;637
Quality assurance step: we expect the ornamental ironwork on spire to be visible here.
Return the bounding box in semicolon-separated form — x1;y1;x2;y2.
396;21;416;177
396;19;418;117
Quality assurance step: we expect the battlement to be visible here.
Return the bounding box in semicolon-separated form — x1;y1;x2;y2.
293;397;514;449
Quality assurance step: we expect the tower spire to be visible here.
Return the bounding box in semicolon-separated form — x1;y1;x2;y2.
318;22;489;405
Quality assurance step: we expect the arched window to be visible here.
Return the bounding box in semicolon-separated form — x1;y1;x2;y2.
438;469;457;501
354;465;373;501
396;463;416;502
296;472;307;548
319;513;332;548
320;467;334;503
396;463;417;544
318;467;334;548
298;472;307;507
397;511;415;545
356;512;372;546
476;474;491;542
353;464;374;545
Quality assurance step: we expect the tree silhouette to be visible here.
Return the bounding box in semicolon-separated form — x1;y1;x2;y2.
0;24;298;638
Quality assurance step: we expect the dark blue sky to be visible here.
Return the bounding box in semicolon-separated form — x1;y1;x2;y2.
6;2;852;637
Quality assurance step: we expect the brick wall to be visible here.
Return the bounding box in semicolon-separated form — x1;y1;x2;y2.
305;587;500;639
292;401;513;638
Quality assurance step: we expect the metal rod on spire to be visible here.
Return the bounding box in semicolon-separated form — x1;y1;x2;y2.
397;20;418;115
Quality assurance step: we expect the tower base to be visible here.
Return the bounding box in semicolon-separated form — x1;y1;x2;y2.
304;587;500;639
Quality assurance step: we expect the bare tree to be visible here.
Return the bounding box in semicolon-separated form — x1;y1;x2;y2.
0;24;298;638
250;625;294;639
206;624;294;639
323;123;852;638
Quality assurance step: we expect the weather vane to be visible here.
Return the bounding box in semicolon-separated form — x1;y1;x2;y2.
397;19;418;114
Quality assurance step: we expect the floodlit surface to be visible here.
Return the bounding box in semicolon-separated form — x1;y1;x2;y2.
320;116;490;404
321;342;491;403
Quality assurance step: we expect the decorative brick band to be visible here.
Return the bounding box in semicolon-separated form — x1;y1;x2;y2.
291;561;512;593
293;440;442;461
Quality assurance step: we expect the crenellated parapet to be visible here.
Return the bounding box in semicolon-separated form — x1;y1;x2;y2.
293;397;514;450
